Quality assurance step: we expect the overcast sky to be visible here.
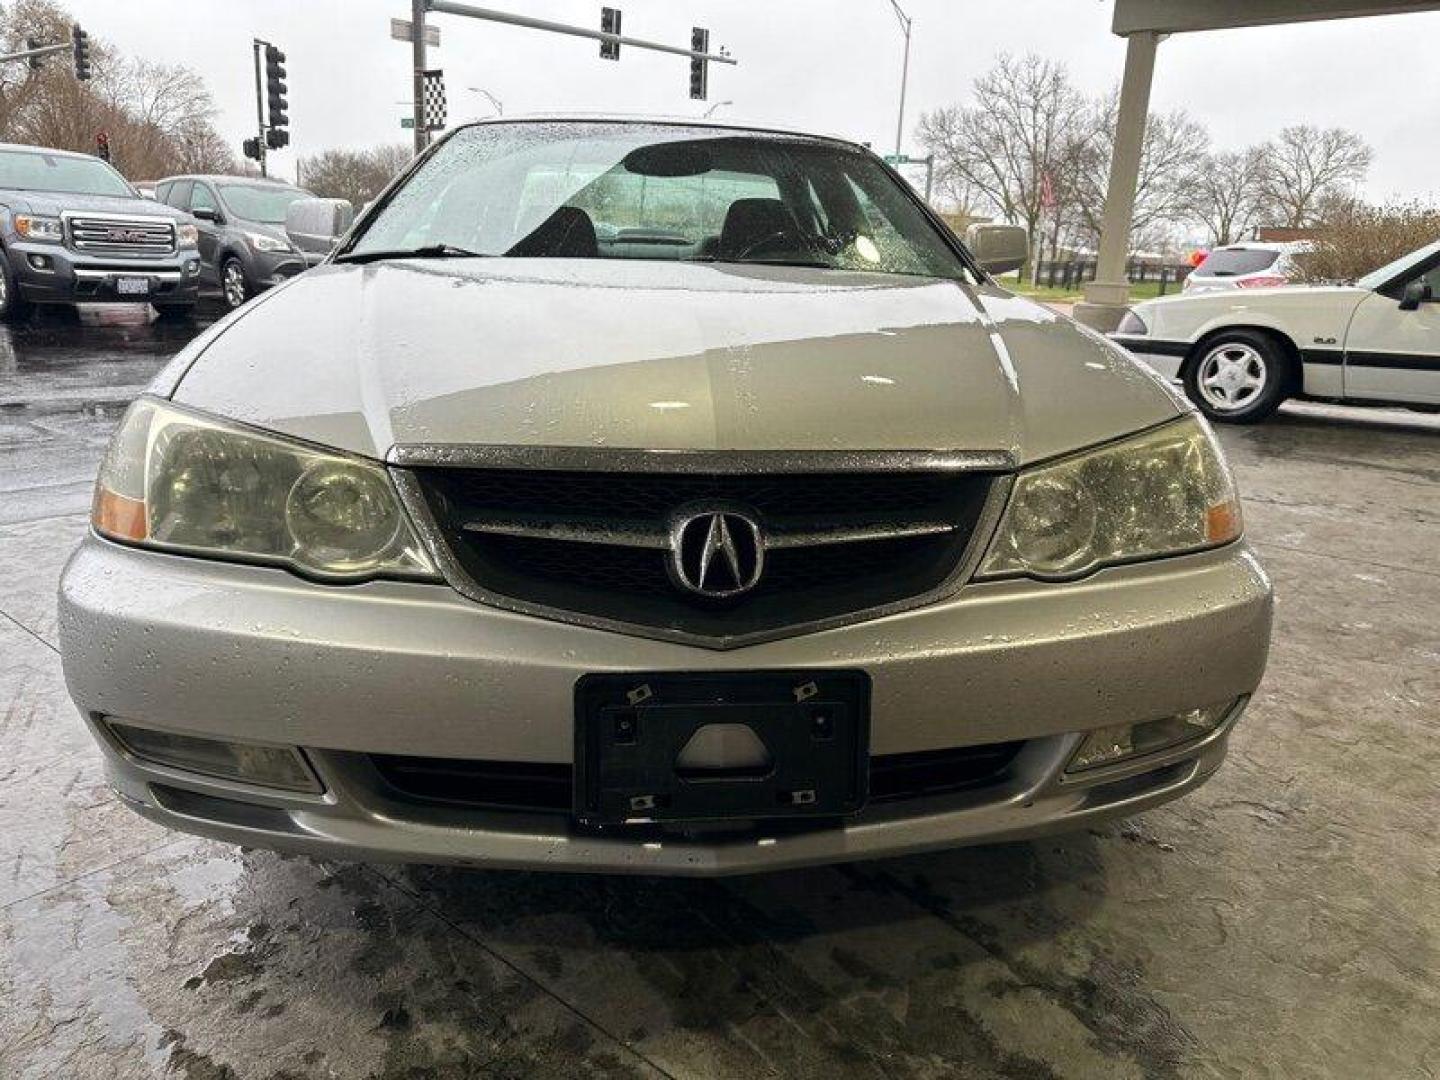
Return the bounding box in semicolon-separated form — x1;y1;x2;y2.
58;0;1440;203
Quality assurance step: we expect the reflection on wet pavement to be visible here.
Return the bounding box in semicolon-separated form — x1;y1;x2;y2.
0;306;1438;1077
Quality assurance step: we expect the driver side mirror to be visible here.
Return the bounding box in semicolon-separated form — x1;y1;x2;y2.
1399;279;1432;311
964;223;1030;276
190;207;219;224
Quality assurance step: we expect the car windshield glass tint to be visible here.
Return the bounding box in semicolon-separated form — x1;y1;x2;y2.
0;150;132;197
219;184;311;224
1195;249;1279;277
345;121;969;280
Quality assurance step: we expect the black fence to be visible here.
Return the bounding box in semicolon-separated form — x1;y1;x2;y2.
1031;259;1194;294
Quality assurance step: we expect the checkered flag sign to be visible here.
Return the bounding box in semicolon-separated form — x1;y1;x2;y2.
421;69;447;132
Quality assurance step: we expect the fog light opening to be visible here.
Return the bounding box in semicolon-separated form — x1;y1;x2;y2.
103;719;322;793
1067;700;1236;774
27;253;52;271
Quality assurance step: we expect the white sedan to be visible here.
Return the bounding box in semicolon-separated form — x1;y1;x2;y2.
1112;239;1440;422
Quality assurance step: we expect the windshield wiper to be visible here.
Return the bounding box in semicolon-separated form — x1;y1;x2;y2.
336;243;487;265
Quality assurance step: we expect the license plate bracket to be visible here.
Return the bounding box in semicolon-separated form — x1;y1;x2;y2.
574;670;870;825
115;276;151;296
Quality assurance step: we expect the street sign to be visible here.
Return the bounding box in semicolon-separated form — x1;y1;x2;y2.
390;18;441;47
885;153;916;165
400;117;415;129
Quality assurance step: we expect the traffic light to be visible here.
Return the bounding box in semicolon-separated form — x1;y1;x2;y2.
688;27;708;100
265;128;289;151
95;131;110;162
599;7;621;60
72;24;90;81
264;44;288;131
242;137;261;161
25;38;41;71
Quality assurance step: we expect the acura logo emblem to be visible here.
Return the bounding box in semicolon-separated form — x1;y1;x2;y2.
670;508;764;598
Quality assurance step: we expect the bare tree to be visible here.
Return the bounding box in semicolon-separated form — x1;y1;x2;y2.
1067;96;1210;253
917;54;1088;275
1261;125;1372;228
1186;146;1270;246
300;145;413;208
0;0;232;179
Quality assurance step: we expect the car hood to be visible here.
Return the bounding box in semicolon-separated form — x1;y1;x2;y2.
0;189;189;220
168;259;1182;467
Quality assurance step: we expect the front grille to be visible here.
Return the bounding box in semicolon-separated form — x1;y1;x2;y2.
404;463;998;645
369;743;1023;816
67;215;176;256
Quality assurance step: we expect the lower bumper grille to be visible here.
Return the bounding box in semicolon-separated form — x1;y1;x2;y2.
369;742;1023;816
401;459;1000;646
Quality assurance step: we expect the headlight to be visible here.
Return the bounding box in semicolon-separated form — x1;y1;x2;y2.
92;398;437;582
1116;309;1148;336
176;223;199;248
978;416;1242;581
246;231;290;253
14;214;63;242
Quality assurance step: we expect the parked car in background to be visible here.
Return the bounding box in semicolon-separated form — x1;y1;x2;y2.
1183;241;1309;293
134;182;157;200
1113;238;1440;422
0;143;199;320
154;174;323;308
60;117;1272;877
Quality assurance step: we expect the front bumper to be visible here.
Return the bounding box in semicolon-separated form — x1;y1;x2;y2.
11;242;201;304
253;248;320;289
59;534;1273;875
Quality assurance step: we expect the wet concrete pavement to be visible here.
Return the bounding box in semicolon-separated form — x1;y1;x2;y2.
1;303;1438;1078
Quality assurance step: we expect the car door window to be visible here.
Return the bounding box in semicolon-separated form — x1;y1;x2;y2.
189;184;217;215
166;180;192;209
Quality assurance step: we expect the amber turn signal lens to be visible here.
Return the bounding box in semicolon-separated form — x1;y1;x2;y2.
93;488;147;542
1206;500;1242;544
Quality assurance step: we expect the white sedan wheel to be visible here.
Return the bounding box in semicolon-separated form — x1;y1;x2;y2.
1196;342;1268;413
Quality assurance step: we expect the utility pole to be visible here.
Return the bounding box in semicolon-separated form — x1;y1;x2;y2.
411;0;428;155
887;0;912;157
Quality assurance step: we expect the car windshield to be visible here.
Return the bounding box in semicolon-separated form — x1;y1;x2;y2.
1194;248;1279;277
0;149;132;197
219;184;312;224
1355;239;1440;290
344;121;969;280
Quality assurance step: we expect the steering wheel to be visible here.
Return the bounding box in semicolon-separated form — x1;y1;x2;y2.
733;230;798;260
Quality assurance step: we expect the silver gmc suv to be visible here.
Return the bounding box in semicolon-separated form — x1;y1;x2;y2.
58;118;1273;876
0;142;199;319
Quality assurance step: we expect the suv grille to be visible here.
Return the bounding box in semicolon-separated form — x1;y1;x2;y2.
67;215;176;256
402;459;999;645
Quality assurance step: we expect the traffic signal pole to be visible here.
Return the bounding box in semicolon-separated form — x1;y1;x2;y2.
0;40;70;66
251;39;267;176
406;0;735;120
411;0;429;154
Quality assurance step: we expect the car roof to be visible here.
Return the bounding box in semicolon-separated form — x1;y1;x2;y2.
1209;241;1308;254
156;174;304;187
0;141;104;161
455;113;870;152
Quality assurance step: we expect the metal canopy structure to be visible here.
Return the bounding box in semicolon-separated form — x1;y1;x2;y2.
1074;0;1440;330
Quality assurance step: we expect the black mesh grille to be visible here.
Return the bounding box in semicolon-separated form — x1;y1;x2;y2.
369;743;1023;816
408;466;996;642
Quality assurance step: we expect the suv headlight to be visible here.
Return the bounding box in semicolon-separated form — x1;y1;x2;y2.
978;416;1242;581
92;398;437;582
14;214;63;242
246;230;290;253
176;223;199;248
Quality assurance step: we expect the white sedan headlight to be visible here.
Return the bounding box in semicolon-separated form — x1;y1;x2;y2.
92;398;436;582
979;416;1242;581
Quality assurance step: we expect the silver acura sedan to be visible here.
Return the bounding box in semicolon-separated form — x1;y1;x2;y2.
58;118;1272;876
